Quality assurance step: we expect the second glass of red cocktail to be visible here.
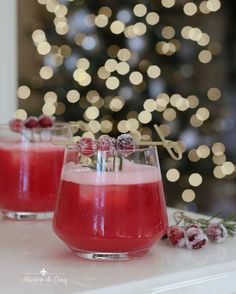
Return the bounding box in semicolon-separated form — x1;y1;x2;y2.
0;123;72;220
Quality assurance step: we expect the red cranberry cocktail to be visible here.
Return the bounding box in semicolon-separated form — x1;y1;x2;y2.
0;117;72;220
53;135;168;260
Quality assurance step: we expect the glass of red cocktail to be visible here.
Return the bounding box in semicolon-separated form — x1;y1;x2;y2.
53;143;168;260
0;123;72;220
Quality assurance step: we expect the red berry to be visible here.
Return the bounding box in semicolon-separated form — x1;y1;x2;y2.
115;134;135;157
38;115;54;128
168;225;186;248
97;135;116;157
9;119;24;132
185;227;207;250
77;137;97;157
24;116;39;129
206;223;228;243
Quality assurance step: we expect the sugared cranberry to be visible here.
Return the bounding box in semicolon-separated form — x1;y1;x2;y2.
115;134;135;157
38;115;54;128
77;137;97;157
24;116;39;128
97;135;116;157
168;225;186;248
206;223;228;243
9;119;24;132
185;227;207;250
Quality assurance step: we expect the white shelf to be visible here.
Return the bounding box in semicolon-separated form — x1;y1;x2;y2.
0;208;236;294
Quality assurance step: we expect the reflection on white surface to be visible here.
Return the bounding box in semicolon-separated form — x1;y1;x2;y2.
0;208;235;294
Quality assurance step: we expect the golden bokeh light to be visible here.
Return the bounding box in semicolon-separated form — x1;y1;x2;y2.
133;4;147;17
97;67;111;79
116;62;130;75
189;173;203;187
146;12;160;25
117;120;130;133
212;154;226;165
212;142;225;155
147;65;161;78
163;108;177;121
44;91;57;103
85;106;99;120
138;111;152;124
99;6;112;18
207;87;221;101
166;168;180;182
106;76;120;90
161;0;175;8
117;48;131;61
14;109;27;120
95;14;109;28
198;50;212;63
143;99;157;112
196;145;210;159
162;26;175;39
17;86;31;99
73;69;91;86
196;107;210;121
42;103;56;116
129;71;143;85
183;2;197;16
105;59;118;72
32;29;46;44
67;90;80;103
37;41;51;55
88;120;101;133
110;20;125;35
39;66;53;79
213;166;224;179
76;58;90;70
182;189;195;202
100;120;113;133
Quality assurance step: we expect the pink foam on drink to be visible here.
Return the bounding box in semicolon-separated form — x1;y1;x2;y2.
61;161;161;186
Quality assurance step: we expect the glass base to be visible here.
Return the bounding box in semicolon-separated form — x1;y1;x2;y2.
1;209;53;220
71;248;148;261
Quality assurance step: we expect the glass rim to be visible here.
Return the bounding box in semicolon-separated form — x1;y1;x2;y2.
0;122;71;132
65;144;157;153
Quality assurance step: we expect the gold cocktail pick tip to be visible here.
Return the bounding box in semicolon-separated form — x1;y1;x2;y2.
137;124;183;161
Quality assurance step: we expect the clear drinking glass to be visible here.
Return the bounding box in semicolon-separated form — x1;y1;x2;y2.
53;145;168;260
0;124;72;220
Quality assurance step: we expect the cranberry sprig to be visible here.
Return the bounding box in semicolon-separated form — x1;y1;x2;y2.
167;211;236;250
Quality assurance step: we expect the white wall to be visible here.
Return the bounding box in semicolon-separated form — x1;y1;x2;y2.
0;0;17;123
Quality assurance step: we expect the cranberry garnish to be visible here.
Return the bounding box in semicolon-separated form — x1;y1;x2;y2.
77;137;97;157
168;225;186;248
9;119;24;132
206;223;228;243
115;134;135;157
97;135;116;157
24;116;39;129
38;115;54;128
185;227;207;250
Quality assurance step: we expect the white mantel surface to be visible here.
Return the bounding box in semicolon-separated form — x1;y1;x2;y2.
0;208;236;294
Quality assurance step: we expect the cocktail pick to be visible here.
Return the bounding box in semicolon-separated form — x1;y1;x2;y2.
53;123;183;161
137;124;183;160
